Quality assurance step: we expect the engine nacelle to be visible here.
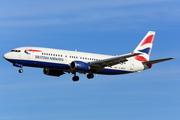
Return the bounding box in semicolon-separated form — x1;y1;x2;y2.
43;68;64;77
70;61;90;72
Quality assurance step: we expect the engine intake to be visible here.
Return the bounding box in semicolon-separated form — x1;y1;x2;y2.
43;68;64;77
70;61;89;72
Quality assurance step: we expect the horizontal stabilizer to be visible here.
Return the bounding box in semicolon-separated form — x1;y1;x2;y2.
143;58;175;64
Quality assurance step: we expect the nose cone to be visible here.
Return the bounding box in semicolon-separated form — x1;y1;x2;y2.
3;52;11;60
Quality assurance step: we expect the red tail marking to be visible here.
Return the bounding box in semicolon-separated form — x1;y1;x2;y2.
141;35;154;46
135;56;147;61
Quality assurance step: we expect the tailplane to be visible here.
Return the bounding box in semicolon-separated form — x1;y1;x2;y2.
143;58;175;65
143;57;175;69
133;31;155;61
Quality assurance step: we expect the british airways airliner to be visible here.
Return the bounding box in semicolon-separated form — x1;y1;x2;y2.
3;31;174;81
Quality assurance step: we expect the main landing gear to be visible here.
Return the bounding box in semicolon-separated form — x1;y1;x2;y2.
72;73;94;82
87;73;94;79
72;72;79;82
72;76;79;82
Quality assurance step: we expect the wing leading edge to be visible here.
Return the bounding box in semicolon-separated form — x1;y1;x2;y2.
89;53;141;71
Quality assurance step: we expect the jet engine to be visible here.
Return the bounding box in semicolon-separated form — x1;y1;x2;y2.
70;61;90;72
43;68;64;77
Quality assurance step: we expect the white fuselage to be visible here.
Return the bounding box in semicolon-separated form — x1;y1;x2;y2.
4;47;145;75
3;31;174;81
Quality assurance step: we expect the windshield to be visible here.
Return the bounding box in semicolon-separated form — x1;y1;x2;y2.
11;50;21;52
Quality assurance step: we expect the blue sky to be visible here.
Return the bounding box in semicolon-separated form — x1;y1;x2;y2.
0;0;180;120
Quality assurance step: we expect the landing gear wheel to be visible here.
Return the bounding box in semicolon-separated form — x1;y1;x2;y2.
19;69;23;73
72;76;79;82
87;73;94;79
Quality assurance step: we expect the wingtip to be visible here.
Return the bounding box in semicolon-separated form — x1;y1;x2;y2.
168;57;175;60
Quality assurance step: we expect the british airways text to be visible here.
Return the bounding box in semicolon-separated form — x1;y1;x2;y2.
35;55;64;61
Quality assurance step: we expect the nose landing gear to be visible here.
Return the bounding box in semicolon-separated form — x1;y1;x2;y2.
19;68;23;73
13;63;23;73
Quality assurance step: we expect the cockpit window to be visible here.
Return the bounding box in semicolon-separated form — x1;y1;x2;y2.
11;50;21;52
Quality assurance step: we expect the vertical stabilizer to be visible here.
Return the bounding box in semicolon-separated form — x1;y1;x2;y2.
133;31;155;61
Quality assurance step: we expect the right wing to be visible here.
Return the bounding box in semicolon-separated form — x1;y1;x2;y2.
89;53;141;71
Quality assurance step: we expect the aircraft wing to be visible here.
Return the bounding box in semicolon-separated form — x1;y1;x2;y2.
89;53;141;71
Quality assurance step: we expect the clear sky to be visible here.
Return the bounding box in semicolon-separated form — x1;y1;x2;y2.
0;0;180;120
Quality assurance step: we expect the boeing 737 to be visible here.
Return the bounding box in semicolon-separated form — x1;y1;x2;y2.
3;31;174;81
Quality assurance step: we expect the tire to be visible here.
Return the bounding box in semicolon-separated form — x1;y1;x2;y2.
87;73;94;79
72;76;79;81
19;69;23;73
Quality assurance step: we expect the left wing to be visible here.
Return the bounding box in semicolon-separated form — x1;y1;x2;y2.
89;53;140;71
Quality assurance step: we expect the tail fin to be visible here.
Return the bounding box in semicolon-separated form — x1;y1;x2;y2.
133;31;155;61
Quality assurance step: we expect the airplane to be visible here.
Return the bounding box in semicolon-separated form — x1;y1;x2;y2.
3;31;174;81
